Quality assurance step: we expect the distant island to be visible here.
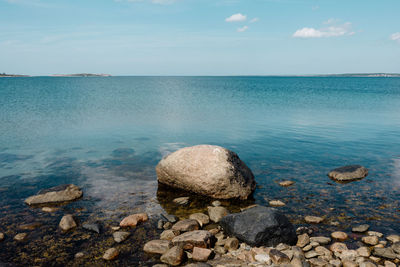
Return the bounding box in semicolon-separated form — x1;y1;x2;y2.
51;73;111;77
0;73;30;77
310;73;400;77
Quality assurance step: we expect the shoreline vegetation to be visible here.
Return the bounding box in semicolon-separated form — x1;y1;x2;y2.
1;73;400;78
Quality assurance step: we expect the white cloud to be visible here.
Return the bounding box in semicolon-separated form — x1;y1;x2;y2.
390;32;400;43
225;13;247;22
237;26;248;32
114;0;176;4
249;17;259;23
293;21;355;38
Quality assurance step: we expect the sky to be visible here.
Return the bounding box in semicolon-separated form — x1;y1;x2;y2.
0;0;399;75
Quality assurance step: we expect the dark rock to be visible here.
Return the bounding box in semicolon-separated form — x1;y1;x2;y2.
82;223;100;233
219;206;297;247
328;165;368;182
161;214;179;223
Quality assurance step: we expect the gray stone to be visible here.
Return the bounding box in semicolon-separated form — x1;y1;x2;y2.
328;165;368;181
189;213;210;227
161;214;178;223
156;145;256;199
392;241;400;254
82;223;100;233
373;247;397;260
25;184;82;205
59;214;77;231
212;200;221;207
352;224;370;233
143;240;173;254
219;206;297;247
113;231;130;243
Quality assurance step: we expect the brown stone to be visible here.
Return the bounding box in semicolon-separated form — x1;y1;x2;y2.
143;240;172;254
310;236;331;245
224;237;239;251
308;258;328;266
172;219;199;232
363;236;379;246
192;247;212;261
172;230;212;250
42;207;59;212
160;246;184;266
297;233;310;248
25;184;82;205
330;242;348;253
18;222;42;230
160;230;180;241
279;180;295;187
0;233;4;241
305;216;324;224
103;248;119;260
156;145;256;199
120;213;148;227
386;235;400;243
357;247;371;257
269;249;290;264
14;233;28;241
207;206;229;223
59;214;77;231
342;260;358;267
189;213;210;227
331;231;348;241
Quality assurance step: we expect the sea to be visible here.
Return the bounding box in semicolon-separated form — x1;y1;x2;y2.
0;76;399;266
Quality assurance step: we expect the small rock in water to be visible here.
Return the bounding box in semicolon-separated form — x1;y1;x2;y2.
0;233;4;241
75;252;84;258
310;236;331;245
113;231;130;243
163;222;173;230
269;200;286;207
111;226;120;231
372;247;397;259
14;233;28;241
189;213;210;227
352;224;370;233
329;242;348;253
279;180;295;187
386;235;400;243
103;248;119;260
59;214;77;231
25;184;83;205
160;230;180;241
42;207;59;212
305;216;324;224
362;236;379;246
172;219;199;232
143;240;173;254
367;231;383;237
173;197;190;205
296;226;313;235
356;246;371;257
331;231;348;241
192;247;212;262
328;165;368;182
211;200;221;207
157;219;165;229
161;214;178;223
208;206;229;223
160;246;184;266
82;223;100;233
296;233;310;248
18;222;42;230
120;213;148;227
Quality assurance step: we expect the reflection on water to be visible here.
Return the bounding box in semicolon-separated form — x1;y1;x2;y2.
0;77;400;265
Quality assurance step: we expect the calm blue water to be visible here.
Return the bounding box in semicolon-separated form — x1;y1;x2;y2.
1;76;400;265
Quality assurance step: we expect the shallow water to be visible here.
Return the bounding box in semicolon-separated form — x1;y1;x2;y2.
0;76;400;266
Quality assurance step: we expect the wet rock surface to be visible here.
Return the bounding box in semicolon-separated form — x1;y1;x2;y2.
220;206;297;246
24;184;83;205
328;165;368;182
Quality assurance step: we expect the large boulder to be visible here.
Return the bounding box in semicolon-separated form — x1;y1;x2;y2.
25;184;82;205
219;206;297;247
156;145;255;199
328;165;368;182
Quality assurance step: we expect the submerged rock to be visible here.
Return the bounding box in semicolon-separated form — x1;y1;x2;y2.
173;197;190;205
0;233;4;241
113;231;130;243
82;223;100;233
59;214;77;231
208;206;229;223
14;233;28;241
25;184;82;205
304;215;324;224
352;224;370;233
156;145;256;199
120;213;148;227
219;206;297;247
328;165;368;182
103;248;119;260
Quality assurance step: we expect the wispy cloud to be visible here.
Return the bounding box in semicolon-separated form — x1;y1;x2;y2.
237;25;248;32
293;20;355;38
225;13;247;22
249;17;259;23
390;32;400;43
114;0;177;4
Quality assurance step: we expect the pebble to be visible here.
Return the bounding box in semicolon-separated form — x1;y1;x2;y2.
0;233;4;241
296;233;310;247
308;258;328;266
163;222;173;230
189;213;210;227
310;236;331;245
103;248;119;260
172;219;199;232
255;254;271;264
18;222;42;230
120;213;148;227
368;231;384;238
214;246;226;254
305;216;324;224
14;233;28;241
161;214;179;223
224;237;239;251
160;246;184;266
330;242;348;253
342;260;358;267
208;206;229;223
74;252;84;258
302;244;313;252
269;249;290;264
386;235;400;243
305;250;318;259
392;241;400;254
330;259;342;267
357;247;371;257
111;226;120;231
331;231;348;241
173;197;190;205
192;247;212;262
363;236;379;246
211;200;221;207
373;247;397;260
59;214;77;231
296;226;313;235
279;180;295;187
160;230;180;241
82;223;100;233
143;240;173;254
42;207;59;212
269;200;286;207
157;219;165;229
113;231;130;243
352;224;370;233
360;262;378;267
384;261;396;267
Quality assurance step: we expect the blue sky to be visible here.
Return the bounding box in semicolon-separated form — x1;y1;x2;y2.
0;0;399;75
